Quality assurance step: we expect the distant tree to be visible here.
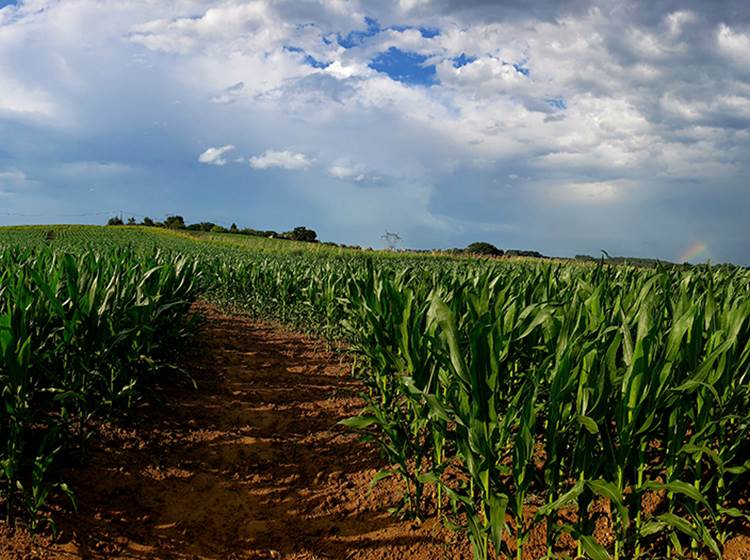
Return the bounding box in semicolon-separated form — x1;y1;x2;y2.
187;222;216;232
127;217;136;225
506;249;544;258
241;228;279;238
466;242;503;257
164;215;186;229
210;225;228;233
230;223;238;233
107;216;124;226
284;226;318;242
142;217;154;227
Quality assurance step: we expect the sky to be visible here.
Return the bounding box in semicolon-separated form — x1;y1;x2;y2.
0;1;748;264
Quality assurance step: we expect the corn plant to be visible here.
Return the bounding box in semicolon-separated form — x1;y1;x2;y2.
0;246;199;527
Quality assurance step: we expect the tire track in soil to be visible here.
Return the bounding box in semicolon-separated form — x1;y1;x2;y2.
18;304;468;560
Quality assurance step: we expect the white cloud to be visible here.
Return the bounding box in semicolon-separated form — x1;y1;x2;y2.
0;75;58;120
130;3;277;55
323;60;373;80
328;161;368;181
329;166;365;181
665;11;696;37
198;145;236;166
249;150;314;170
717;24;750;66
556;181;626;203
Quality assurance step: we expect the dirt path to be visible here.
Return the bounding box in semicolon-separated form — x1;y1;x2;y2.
10;305;466;560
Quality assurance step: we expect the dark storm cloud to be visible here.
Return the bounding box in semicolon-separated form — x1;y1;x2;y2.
407;0;593;21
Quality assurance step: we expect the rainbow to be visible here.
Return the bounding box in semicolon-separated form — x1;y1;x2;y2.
678;241;709;263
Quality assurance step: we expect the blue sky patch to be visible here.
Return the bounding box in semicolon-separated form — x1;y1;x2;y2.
284;46;328;69
546;97;567;110
338;17;380;48
513;63;530;76
453;54;477;68
369;47;437;86
419;27;440;38
0;0;17;7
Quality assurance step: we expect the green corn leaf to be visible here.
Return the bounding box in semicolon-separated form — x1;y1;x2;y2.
642;480;708;505
587;479;630;529
576;414;599;434
579;535;610;560
653;513;699;541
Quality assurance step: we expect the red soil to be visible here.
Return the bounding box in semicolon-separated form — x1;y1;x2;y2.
0;305;747;559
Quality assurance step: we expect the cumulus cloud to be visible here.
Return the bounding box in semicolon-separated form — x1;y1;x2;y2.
248;150;314;170
328;161;369;182
129;4;276;55
0;0;749;262
717;24;750;67
329;166;365;181
198;145;236;166
0;76;58;120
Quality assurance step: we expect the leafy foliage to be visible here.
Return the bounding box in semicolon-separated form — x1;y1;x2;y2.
197;240;750;560
164;215;186;229
0;242;199;526
0;225;747;559
282;226;317;242
466;242;504;256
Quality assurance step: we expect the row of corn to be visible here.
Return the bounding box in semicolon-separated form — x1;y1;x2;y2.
0;246;199;528
210;256;749;559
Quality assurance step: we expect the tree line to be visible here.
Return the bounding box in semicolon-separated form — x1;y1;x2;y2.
107;215;319;243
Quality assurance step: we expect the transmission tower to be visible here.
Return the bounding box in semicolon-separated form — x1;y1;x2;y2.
381;231;401;251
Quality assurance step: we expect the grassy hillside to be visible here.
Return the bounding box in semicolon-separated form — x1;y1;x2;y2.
0;225;442;259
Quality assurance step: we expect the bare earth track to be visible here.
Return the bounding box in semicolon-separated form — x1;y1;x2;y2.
1;305;748;559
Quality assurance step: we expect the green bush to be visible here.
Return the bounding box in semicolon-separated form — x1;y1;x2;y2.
466;241;503;256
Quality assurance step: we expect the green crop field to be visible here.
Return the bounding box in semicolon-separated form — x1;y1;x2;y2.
0;231;199;530
0;225;748;559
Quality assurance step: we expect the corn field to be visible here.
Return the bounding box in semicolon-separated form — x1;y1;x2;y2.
0;226;748;558
0;243;199;528
208;252;750;559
